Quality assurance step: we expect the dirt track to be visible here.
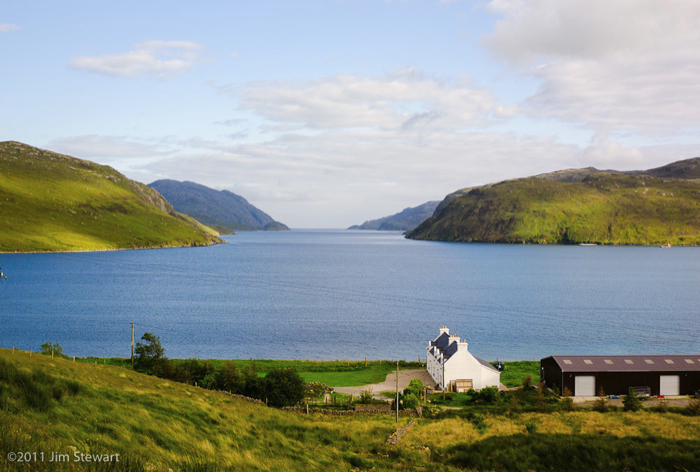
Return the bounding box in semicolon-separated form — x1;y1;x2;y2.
332;369;436;397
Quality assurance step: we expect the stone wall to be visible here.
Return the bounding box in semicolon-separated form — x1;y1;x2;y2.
355;403;391;413
281;407;420;417
217;391;267;406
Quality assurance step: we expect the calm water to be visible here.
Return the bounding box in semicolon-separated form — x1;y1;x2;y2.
1;230;699;361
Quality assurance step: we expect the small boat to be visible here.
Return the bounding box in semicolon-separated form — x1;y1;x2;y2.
579;243;597;246
660;242;671;248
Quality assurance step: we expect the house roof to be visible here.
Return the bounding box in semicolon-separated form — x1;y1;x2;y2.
547;355;700;373
476;356;500;373
429;332;499;372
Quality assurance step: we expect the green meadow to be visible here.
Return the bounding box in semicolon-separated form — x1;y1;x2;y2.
0;141;222;253
2;348;700;471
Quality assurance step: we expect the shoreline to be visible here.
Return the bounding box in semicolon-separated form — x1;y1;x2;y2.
0;239;226;255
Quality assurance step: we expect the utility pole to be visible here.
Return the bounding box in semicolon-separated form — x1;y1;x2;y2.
395;360;399;423
131;322;134;368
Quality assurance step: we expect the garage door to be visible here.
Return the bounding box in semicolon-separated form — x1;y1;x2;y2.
574;376;595;396
660;375;680;396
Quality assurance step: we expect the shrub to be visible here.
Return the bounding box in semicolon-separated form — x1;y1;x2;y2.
200;373;218;390
535;382;547;412
357;388;375;404
403;379;423;399
522;376;532;388
402;393;420;410
216;361;243;393
508;394;521;414
684;397;700;416
477;386;499;403
525;420;538;434
264;368;306;407
471;413;487;434
592;387;609;413
133;333;168;377
623;387;643;412
39;342;67;359
561;387;576;412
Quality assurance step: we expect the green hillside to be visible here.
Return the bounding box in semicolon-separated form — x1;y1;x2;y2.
0;142;223;252
407;159;700;245
2;349;700;471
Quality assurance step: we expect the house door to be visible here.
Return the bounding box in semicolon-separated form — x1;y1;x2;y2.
574;376;595;396
659;375;680;396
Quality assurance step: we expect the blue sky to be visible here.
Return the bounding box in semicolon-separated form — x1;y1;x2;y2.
2;1;700;227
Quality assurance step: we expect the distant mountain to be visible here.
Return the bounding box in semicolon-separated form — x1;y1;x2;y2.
149;180;289;232
407;158;700;245
348;201;440;231
0;141;223;253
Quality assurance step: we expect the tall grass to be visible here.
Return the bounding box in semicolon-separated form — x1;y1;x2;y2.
2;349;699;471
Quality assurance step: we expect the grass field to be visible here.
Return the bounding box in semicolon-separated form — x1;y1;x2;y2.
499;360;541;388
2;348;700;471
72;356;422;387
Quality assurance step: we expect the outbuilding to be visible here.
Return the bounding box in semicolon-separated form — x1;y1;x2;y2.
426;326;500;391
541;355;700;397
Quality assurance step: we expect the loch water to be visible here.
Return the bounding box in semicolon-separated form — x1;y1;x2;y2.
1;230;698;361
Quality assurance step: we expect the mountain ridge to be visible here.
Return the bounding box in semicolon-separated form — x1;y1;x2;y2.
148;179;289;232
348;201;440;231
407;158;700;245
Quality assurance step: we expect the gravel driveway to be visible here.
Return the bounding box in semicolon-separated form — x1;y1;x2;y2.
332;369;436;397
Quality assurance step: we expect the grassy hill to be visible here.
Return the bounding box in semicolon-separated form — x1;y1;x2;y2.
0;142;223;252
407;158;700;245
2;349;700;471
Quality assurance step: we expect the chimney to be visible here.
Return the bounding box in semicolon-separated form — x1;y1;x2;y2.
439;325;449;335
458;338;468;350
449;334;460;345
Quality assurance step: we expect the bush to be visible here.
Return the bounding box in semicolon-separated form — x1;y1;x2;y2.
471;413;487;434
357;388;375;404
561;387;576;412
403;379;423;399
535;382;547;412
264;368;306;407
402;393;420;410
216;361;243;393
200;373;217;390
133;333;168;377
477;386;499;403
39;342;67;359
592;387;609;413
525;420;538;434
623;388;643;412
684;397;700;416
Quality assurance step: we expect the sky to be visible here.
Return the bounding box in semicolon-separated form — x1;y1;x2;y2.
2;0;700;228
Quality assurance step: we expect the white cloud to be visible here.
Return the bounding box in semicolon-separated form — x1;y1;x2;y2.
230;69;515;131
70;40;204;78
483;0;700;136
137;129;581;227
0;23;20;32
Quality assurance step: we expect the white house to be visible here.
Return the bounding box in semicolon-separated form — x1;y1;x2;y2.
426;326;500;392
